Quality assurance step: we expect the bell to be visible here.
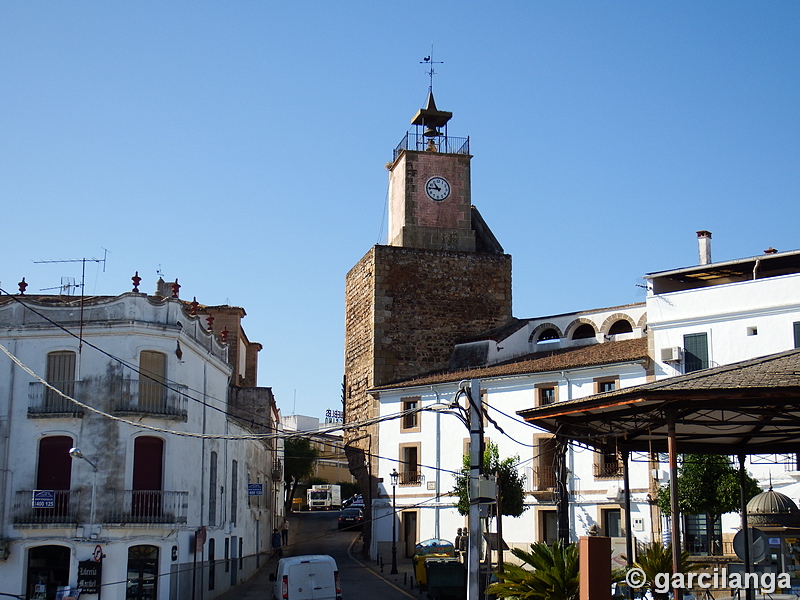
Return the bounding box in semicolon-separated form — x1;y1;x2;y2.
423;125;440;138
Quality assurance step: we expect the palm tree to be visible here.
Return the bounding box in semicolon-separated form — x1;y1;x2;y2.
487;540;579;600
632;543;708;600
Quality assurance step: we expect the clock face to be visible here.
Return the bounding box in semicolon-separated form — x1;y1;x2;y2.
425;176;451;201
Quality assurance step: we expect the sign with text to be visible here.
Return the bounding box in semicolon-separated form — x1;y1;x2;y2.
248;483;263;496
77;560;102;594
32;490;55;509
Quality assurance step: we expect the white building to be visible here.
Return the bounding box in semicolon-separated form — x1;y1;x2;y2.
0;279;282;600
368;234;800;565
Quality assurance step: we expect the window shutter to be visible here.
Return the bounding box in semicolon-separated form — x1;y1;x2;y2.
684;333;709;373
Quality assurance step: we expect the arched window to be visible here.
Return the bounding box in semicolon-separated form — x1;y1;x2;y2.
537;329;560;344
132;437;164;520
572;324;596;340
26;545;71;599
608;320;633;335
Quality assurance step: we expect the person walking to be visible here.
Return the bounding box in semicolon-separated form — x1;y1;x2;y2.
271;528;283;558
281;517;290;546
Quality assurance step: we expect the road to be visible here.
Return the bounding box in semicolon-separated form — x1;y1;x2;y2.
289;511;419;600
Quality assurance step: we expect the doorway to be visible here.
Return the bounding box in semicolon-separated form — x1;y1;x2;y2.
401;511;417;557
26;545;70;600
126;545;158;600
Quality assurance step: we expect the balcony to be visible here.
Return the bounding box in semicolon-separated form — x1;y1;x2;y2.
28;381;84;417
104;490;188;525
593;462;623;479
398;471;424;486
393;132;470;161
113;379;188;419
13;490;81;525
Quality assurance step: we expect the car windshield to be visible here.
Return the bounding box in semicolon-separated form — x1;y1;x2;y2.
342;509;361;516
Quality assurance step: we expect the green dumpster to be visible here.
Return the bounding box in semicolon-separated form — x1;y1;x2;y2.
413;538;455;587
425;557;466;600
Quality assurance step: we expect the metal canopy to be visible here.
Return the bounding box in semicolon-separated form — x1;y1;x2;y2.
517;348;800;455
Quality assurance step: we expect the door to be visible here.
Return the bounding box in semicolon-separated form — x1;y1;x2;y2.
132;437;164;520
401;511;417;557
36;436;73;519
288;560;336;600
26;545;70;600
45;351;76;411
126;545;158;600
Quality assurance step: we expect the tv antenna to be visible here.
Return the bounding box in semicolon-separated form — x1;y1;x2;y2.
34;249;109;352
421;45;443;93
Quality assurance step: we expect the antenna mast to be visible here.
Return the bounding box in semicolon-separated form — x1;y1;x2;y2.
34;249;109;352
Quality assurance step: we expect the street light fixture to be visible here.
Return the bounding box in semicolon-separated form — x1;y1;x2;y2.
69;447;98;530
390;468;399;575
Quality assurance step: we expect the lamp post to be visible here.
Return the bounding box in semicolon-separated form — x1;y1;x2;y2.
390;468;399;575
69;447;98;531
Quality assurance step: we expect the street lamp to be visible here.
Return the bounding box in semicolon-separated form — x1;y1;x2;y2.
390;468;399;575
69;447;98;531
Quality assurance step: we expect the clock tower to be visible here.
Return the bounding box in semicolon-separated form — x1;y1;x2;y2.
343;92;513;551
387;91;476;252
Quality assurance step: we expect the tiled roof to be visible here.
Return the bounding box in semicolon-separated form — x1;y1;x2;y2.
373;337;649;390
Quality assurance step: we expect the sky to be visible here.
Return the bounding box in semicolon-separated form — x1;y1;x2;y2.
2;2;799;423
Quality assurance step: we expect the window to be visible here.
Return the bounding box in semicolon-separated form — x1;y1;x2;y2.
535;383;558;407
139;351;167;410
594;378;618;394
600;508;622;537
533;436;557;490
208;538;216;591
594;448;621;478
224;538;230;573
794;322;800;348
399;443;421;485
572;324;596;340
684;333;709;373
538;510;558;544
45;351;76;411
209;452;218;526
401;397;420;432
537;329;559;344
608;320;633;335
231;460;238;526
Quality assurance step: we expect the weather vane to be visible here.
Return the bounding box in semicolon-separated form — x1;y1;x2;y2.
421;45;443;93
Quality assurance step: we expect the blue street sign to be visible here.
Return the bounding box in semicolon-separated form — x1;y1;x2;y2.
248;484;263;496
32;490;55;508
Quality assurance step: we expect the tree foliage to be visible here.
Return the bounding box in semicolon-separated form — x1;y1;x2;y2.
487;540;579;600
631;544;707;600
452;440;527;517
657;454;760;554
283;437;319;512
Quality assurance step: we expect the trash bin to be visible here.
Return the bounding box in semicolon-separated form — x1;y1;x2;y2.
425;557;466;600
413;538;455;587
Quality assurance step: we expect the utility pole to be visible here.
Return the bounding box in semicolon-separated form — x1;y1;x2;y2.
467;379;482;600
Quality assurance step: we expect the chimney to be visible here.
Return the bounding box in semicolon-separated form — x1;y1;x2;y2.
696;230;712;265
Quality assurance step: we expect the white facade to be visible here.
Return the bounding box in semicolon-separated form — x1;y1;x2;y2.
371;305;651;568
0;291;280;600
370;246;800;565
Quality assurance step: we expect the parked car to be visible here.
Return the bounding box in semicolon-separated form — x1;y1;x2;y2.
269;554;342;600
337;507;363;530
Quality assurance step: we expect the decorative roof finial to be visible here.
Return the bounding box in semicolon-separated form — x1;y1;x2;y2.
132;271;141;293
18;278;27;295
421;45;443;94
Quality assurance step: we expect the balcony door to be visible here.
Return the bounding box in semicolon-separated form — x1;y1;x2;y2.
132;436;164;519
37;436;73;519
45;351;76;411
139;351;166;410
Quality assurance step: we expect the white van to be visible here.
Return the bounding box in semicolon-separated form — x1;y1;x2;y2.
269;554;343;600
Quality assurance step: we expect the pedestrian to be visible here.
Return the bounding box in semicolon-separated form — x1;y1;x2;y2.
272;528;283;558
281;516;290;546
454;528;463;558
459;527;469;556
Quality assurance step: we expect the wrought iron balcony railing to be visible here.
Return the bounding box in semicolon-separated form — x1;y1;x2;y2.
113;379;188;419
13;489;81;525
104;490;188;525
532;468;556;490
398;471;424;486
593;462;623;479
28;381;84;417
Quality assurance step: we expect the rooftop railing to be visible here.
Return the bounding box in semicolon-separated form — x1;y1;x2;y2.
393;132;469;162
